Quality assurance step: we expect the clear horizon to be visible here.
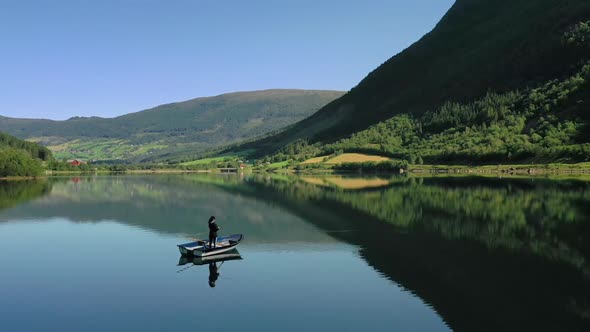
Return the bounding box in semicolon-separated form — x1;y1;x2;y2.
1;0;454;120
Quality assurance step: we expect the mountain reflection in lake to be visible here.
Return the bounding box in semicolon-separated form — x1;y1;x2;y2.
0;174;589;332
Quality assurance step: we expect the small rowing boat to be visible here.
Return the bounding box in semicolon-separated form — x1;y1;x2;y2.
178;234;243;257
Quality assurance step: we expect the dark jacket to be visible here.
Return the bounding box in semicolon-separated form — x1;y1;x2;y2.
208;220;220;233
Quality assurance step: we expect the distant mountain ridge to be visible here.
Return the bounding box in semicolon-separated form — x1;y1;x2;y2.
0;89;344;162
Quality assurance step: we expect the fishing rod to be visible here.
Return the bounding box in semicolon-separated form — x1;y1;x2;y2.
176;259;226;274
176;264;196;273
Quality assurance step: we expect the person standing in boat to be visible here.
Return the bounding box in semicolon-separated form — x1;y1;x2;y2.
208;216;220;248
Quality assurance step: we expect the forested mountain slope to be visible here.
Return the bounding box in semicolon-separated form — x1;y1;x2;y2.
249;0;590;157
0;132;52;161
0;131;51;177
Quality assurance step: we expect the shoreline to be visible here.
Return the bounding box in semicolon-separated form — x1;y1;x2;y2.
2;162;590;180
408;163;590;175
263;162;590;176
0;176;43;181
44;169;214;175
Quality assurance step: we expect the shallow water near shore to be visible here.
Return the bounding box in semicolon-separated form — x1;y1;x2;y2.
0;174;589;331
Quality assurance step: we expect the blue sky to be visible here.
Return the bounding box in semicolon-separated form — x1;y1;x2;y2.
0;0;454;120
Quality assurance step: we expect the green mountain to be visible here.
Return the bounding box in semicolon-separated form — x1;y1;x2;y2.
248;0;590;164
0;89;343;163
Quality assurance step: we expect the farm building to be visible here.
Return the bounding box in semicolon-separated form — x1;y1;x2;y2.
68;160;87;166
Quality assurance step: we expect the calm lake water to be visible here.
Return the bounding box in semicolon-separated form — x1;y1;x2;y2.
0;174;589;332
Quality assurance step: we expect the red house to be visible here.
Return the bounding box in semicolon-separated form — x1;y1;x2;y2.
69;160;86;166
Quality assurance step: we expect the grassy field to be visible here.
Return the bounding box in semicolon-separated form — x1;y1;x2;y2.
302;153;392;165
181;156;231;166
301;156;329;164
180;149;255;166
30;137;169;161
267;160;290;169
327;153;390;164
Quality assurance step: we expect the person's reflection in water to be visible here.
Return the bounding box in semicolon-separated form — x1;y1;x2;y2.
208;262;219;287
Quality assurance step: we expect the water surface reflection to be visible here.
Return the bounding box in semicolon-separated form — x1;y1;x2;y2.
0;174;588;331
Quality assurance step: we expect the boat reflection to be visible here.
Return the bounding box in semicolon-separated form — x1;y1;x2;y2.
177;249;243;288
